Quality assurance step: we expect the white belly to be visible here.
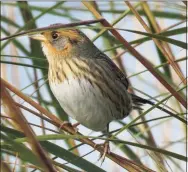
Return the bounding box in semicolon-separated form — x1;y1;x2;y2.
50;78;117;131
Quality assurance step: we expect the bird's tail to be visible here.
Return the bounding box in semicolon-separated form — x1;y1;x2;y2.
131;93;153;105
130;93;186;124
130;93;154;110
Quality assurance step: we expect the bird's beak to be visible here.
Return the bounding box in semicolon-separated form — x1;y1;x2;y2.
29;33;46;41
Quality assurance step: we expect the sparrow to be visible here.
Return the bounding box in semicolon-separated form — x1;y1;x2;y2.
30;26;177;159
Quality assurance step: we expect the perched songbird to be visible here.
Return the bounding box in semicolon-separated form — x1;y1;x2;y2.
30;28;134;131
30;26;171;157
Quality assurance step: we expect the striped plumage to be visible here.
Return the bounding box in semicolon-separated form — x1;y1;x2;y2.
30;28;152;132
30;26;179;158
38;29;132;131
49;54;132;131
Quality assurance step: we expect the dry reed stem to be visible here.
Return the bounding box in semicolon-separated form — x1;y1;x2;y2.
83;1;186;108
1;82;57;172
0;160;12;172
1;114;59;134
126;3;173;171
1;77;155;171
0;19;105;41
126;1;186;85
2;161;43;171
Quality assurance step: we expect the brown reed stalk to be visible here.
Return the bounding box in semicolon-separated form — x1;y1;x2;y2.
82;1;186;108
1;81;57;172
1;77;156;172
126;1;186;85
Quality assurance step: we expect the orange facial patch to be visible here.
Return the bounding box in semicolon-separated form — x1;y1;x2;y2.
42;40;72;59
59;30;82;42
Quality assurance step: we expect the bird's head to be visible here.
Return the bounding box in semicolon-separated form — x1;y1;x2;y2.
30;28;96;61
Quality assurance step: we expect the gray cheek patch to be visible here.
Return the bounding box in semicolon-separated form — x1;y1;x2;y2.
52;37;69;51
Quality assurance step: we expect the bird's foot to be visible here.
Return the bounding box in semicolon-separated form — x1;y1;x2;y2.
94;141;110;164
59;121;80;133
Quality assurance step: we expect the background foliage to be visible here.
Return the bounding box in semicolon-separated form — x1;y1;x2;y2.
1;1;187;172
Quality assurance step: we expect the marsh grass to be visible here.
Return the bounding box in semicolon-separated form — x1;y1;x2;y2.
1;2;187;172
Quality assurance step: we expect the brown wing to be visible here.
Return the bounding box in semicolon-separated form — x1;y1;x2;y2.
95;52;129;90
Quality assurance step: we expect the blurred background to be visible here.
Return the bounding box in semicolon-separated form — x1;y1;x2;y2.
1;1;187;172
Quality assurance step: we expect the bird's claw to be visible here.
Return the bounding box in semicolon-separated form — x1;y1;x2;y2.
94;141;110;165
59;121;80;133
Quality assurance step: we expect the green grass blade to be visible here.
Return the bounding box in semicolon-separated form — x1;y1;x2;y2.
124;29;187;49
16;134;187;162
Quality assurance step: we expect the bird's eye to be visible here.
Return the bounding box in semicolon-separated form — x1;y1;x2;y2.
51;32;59;40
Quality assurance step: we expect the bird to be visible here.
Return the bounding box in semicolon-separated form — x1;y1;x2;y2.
29;26;176;160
